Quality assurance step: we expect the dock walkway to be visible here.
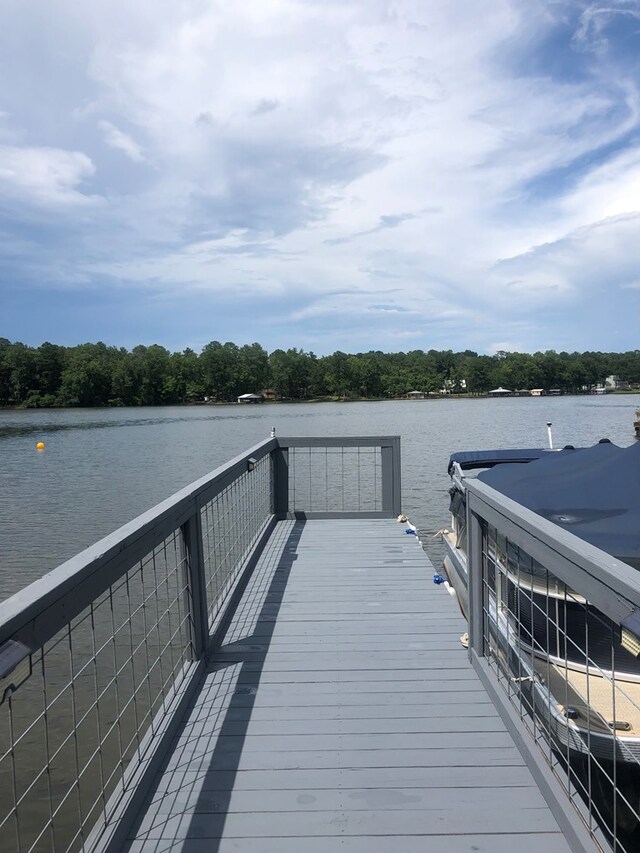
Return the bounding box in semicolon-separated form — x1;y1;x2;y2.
126;519;571;852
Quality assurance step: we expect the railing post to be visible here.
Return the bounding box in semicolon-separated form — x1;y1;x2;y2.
181;504;209;660
381;437;402;516
466;495;484;658
272;443;289;519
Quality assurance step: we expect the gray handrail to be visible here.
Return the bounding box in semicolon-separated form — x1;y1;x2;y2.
0;437;277;651
0;434;403;853
464;476;640;853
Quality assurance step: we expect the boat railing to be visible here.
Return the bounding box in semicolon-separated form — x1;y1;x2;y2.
465;477;640;853
0;435;401;853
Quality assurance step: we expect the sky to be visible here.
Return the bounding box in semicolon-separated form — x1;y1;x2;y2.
1;0;640;356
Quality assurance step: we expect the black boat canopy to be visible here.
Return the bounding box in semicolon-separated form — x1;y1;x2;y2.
448;448;555;474
475;440;640;570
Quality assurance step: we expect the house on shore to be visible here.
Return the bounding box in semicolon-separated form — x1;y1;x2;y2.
237;393;263;404
488;387;512;397
605;375;631;391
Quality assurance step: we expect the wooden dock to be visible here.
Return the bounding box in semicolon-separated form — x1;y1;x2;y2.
126;519;572;852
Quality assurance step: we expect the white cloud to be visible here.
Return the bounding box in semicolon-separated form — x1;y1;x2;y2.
488;342;523;354
0;145;97;205
2;0;640;351
559;145;640;225
574;2;640;52
98;120;145;162
488;213;640;309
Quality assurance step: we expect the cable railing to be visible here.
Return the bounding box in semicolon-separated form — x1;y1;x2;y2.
277;436;401;519
465;478;640;853
0;435;400;853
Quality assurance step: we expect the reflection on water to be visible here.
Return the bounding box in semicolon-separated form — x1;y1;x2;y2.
0;396;638;601
0;407;344;438
0;415;213;437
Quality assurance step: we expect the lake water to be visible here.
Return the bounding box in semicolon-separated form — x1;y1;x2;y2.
1;394;638;601
0;394;638;851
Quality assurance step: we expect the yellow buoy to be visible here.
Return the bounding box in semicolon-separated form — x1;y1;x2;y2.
36;441;45;451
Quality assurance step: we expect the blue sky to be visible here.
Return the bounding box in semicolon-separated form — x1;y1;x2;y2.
1;0;639;355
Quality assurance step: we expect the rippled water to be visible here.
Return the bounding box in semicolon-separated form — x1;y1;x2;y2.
1;395;638;601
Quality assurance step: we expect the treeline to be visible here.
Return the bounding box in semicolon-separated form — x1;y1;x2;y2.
1;338;639;408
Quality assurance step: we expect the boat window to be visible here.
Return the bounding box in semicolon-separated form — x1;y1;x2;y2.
496;531;507;564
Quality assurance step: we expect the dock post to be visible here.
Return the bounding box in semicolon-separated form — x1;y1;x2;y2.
272;443;289;519
181;505;209;660
466;495;485;658
381;437;402;516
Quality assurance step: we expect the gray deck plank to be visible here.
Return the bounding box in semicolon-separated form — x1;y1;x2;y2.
221;639;465;650
127;836;572;853
163;746;526;773
170;731;517;753
186;688;491;706
177;716;508;736
126;518;572;851
142;784;546;815
133;807;561;838
183;701;497;721
150;764;543;792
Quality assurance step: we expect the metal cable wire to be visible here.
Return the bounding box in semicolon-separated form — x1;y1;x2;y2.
287;446;382;514
0;528;195;853
479;520;640;853
0;437;398;853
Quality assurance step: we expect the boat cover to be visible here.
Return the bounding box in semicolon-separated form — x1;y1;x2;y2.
476;441;640;569
448;448;554;474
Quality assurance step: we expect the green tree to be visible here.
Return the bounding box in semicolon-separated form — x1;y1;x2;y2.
4;343;39;404
59;343;113;406
270;348;318;398
110;351;140;406
465;355;494;394
35;342;65;398
170;348;204;402
131;345;175;405
0;338;13;404
323;352;353;398
238;343;270;394
201;341;241;401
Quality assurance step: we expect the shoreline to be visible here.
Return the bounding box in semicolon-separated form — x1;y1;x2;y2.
2;389;640;411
